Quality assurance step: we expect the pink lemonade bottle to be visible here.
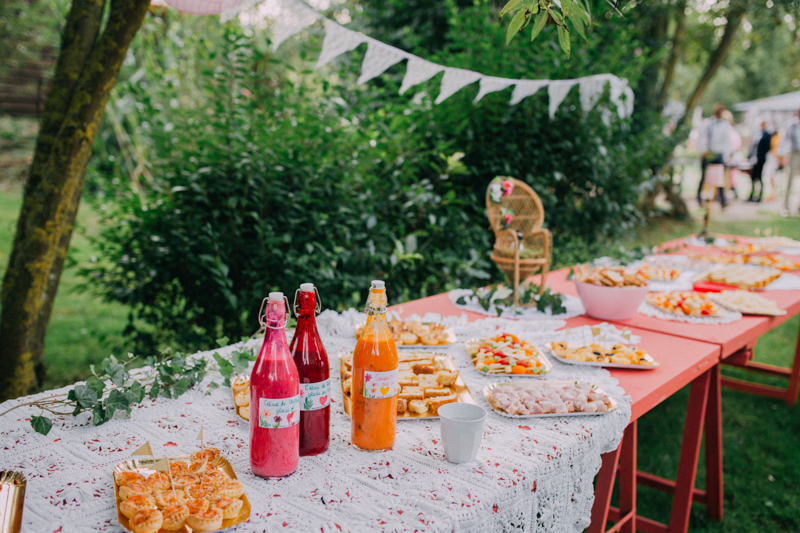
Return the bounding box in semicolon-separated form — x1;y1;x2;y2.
289;283;330;456
250;292;300;478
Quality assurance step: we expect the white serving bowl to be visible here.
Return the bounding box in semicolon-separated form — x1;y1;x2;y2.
574;281;650;321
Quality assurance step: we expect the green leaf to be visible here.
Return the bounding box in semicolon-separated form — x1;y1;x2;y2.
31;415;53;436
105;389;130;419
126;382;146;404
149;378;160;399
209;381;220;390
73;384;98;408
173;377;189;398
106;364;126;387
215;336;230;348
86;376;105;396
557;25;571;58
92;404;106;426
530;10;548;41
499;0;527;18
455;295;467;305
214;353;234;379
506;9;529;44
571;14;586;41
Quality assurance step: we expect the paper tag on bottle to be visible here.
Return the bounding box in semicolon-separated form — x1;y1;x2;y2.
363;369;398;399
300;379;331;411
258;395;300;429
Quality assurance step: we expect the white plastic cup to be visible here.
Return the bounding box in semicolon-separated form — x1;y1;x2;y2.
438;403;487;464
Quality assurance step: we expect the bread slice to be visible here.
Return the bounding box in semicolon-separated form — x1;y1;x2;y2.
342;378;352;395
398;353;435;363
424;387;452;398
412;363;435;374
398;362;413;371
435;370;458;387
398;386;424;400
417;374;439;389
397;398;408;414
398;373;419;387
408;399;429;414
428;394;458;414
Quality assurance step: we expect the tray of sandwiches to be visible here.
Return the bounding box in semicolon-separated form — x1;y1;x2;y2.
355;319;456;348
692;265;782;290
339;351;475;419
113;449;249;533
543;341;659;369
706;290;786;316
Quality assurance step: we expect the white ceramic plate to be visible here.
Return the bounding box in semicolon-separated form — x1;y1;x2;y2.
464;337;553;377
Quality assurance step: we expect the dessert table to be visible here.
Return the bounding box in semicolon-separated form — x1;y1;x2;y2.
0;312;635;533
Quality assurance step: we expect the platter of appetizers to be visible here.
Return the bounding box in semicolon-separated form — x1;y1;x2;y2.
355;319;456;348
483;381;618;417
113;449;250;533
464;333;552;376
693;265;782;290
645;291;724;317
339;351;475;420
544;341;659;370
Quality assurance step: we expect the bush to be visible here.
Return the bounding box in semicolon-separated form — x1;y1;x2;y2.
84;19;493;352
84;2;672;352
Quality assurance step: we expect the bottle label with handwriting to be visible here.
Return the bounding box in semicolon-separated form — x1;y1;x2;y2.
300;379;331;411
258;396;300;428
363;369;398;399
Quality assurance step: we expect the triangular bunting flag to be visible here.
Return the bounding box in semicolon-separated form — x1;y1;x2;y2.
219;0;260;22
579;75;608;112
473;77;515;103
435;68;482;104
399;57;445;95
509;80;549;106
132;442;153;456
197;427;204;448
357;39;407;85
270;0;321;51
317;20;366;68
548;80;577;118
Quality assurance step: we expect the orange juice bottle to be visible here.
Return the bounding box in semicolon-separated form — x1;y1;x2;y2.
351;280;398;450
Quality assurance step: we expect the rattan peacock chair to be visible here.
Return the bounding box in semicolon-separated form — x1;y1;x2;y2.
486;177;552;306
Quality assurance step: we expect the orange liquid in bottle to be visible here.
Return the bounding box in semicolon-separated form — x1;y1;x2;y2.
351;281;398;450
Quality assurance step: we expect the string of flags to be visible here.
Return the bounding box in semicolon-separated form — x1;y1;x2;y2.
163;0;635;119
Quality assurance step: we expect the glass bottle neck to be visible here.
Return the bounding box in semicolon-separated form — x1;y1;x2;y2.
365;288;387;317
296;291;317;318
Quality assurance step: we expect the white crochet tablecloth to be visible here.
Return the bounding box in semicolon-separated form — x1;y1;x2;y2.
0;310;631;533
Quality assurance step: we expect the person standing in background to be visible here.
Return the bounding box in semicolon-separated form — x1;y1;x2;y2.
778;108;800;216
722;110;741;200
696;103;734;207
749;120;772;202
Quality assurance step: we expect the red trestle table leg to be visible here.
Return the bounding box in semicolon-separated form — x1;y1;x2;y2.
668;368;711;533
704;364;723;521
618;421;637;533
588;442;624;533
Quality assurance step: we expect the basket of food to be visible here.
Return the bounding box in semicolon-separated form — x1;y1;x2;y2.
573;264;649;321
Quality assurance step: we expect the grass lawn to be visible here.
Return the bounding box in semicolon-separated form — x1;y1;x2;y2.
0;183;129;391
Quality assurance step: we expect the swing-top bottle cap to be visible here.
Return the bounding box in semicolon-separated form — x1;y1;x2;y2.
299;283;314;292
371;280;385;290
268;291;284;301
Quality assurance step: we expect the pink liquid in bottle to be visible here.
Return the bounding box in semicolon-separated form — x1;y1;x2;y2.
289;283;330;456
250;292;300;478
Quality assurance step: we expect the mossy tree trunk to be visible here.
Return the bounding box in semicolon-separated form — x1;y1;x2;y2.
0;0;152;401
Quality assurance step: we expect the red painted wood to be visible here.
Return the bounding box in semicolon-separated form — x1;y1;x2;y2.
720;376;792;399
669;369;711;533
619;422;637;533
635;471;708;504
705;364;724;521
607;508;668;533
588;446;623;533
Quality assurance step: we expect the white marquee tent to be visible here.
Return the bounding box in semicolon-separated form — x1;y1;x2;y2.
733;90;800;131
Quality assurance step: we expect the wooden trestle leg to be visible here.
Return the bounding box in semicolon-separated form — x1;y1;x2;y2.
589;368;715;533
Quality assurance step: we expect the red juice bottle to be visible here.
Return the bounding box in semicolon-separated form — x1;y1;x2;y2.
250;292;300;478
289;283;330;456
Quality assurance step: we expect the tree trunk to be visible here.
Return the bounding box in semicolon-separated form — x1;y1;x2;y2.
677;7;744;129
657;0;688;109
0;0;152;401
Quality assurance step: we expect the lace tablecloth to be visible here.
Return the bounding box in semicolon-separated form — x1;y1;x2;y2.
0;310;631;533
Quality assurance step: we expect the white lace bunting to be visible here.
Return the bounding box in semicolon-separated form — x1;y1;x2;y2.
357;39;408;85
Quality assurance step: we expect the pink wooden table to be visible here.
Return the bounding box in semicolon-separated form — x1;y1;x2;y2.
390;292;722;533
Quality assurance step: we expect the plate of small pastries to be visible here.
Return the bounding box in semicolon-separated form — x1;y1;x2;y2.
484;381;618;417
706;290;787;316
114;448;249;533
544;341;659;370
464;333;552;376
355;319;456;348
339;351;476;419
572;264;648;287
231;376;250;421
693;265;782;290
